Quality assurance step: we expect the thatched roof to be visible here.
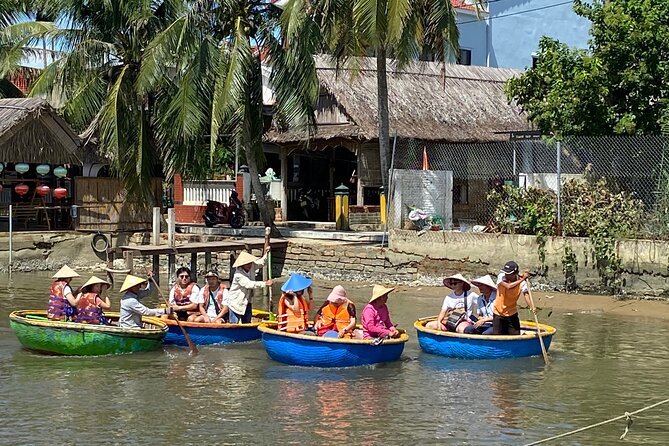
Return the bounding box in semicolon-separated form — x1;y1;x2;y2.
0;98;81;164
266;56;531;144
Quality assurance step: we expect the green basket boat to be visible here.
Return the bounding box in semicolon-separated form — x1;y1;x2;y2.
9;310;168;356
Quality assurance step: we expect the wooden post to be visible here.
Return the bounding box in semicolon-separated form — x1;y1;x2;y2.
106;249;115;285
229;252;236;282
190;252;198;279
152;207;161;245
152;255;160;285
167;208;175;247
123;251;134;274
204;251;212;272
168;253;176;286
280;148;288;222
8;204;12;272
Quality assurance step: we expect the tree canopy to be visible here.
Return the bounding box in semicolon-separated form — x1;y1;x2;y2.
506;0;669;137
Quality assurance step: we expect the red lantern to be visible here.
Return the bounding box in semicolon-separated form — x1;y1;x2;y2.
15;183;29;196
53;187;68;199
36;185;50;197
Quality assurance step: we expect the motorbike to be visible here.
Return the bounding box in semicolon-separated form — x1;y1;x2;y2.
203;190;246;229
299;189;320;220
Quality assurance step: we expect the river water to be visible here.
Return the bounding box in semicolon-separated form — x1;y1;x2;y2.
1;272;668;446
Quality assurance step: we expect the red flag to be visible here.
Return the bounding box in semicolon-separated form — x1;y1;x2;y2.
422;146;429;171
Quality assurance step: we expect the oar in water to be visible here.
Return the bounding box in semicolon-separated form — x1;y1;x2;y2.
525;279;549;364
264;226;274;314
147;273;198;355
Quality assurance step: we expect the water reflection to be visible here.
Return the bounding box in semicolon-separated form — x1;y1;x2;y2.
2;272;669;445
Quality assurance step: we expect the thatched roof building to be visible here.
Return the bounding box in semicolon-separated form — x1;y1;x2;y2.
267;55;530;144
0;98;81;164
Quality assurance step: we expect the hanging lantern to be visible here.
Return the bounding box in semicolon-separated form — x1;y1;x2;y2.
36;184;50;197
36;164;51;176
0;162;4;173
53;187;68;199
15;183;29;196
15;163;30;174
54;166;68;178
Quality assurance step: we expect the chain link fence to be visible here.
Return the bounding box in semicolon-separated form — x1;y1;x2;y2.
389;136;669;239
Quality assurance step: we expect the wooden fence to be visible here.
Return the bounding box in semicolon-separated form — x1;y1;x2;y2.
74;177;162;232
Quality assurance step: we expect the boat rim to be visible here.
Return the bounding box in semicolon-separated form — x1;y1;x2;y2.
10;310;168;335
162;318;269;329
258;323;409;345
413;318;556;341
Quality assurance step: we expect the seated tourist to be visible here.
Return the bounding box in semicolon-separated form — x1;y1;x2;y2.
74;276;112;325
314;285;356;338
425;273;478;333
47;265;81;321
119;274;171;329
277;273;314;333
362;285;400;339
464;275;496;335
169;267;200;321
193;271;229;323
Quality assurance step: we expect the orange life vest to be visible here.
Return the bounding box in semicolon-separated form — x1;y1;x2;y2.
494;281;522;317
47;280;74;320
277;293;309;333
74;292;104;324
172;282;196;307
202;283;226;313
316;300;353;337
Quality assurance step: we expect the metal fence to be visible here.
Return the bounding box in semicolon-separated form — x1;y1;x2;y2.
389;136;669;238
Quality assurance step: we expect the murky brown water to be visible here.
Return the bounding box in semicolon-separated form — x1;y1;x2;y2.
1;272;668;445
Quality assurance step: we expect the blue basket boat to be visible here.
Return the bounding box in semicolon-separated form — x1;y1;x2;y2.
414;318;556;360
258;324;409;367
163;309;275;346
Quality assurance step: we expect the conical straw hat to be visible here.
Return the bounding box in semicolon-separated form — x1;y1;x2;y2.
119;275;148;293
232;251;259;268
82;275;111;290
471;274;496;291
442;273;472;291
369;284;395;303
52;265;80;279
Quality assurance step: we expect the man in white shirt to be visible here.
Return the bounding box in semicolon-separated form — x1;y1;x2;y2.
192;271;230;323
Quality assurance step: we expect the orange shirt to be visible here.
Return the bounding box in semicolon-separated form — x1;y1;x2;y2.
494;281;522;317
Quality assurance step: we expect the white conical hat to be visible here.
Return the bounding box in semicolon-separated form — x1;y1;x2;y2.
82;275;111;289
119;275;148;293
233;251;259;268
369;284;395;303
471;274;496;291
442;273;472;291
52;265;80;279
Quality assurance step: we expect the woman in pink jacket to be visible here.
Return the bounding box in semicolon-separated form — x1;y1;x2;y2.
362;285;401;339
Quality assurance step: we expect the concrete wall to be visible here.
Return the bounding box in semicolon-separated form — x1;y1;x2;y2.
488;0;590;69
390;230;669;295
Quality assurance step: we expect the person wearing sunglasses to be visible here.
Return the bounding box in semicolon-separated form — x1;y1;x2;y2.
168;267;200;321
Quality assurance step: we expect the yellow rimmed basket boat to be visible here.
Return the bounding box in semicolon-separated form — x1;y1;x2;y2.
258;324;409;367
414;318;556;359
9;310;167;356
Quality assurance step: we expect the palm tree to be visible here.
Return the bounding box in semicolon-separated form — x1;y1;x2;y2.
138;0;319;228
0;2;56;97
26;0;183;199
282;0;463;189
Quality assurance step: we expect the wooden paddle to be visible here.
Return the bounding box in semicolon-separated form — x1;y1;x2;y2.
264;226;274;314
147;272;198;355
525;279;549;364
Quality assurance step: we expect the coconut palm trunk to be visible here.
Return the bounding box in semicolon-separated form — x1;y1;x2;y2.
376;47;391;189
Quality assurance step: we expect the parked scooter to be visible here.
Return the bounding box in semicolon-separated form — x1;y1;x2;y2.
299;189;320;220
203;190;246;229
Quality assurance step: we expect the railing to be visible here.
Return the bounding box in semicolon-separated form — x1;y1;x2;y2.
183;180;236;205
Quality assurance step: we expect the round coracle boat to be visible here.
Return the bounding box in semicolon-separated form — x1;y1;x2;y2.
258;324;409;367
163;308;277;346
414;318;556;360
9;310;167;356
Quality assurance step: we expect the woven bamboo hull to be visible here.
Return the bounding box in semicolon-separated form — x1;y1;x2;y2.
258;324;408;367
163;309;275;346
414;319;556;360
9;310;167;356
